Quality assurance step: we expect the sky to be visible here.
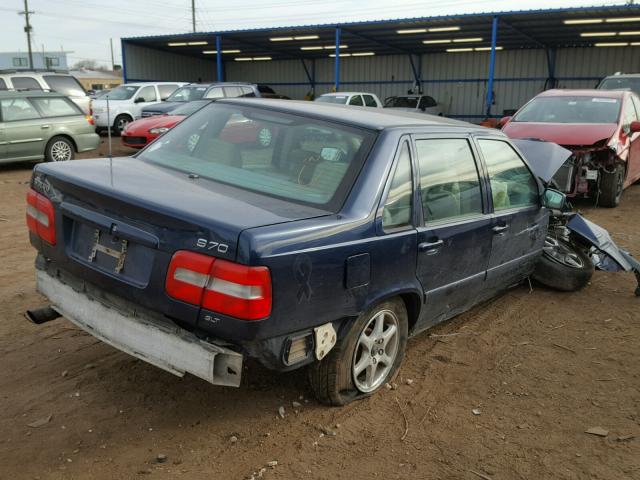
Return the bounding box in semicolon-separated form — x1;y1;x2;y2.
0;0;632;69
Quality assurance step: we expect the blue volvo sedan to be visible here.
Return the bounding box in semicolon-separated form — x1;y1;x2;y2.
27;99;614;405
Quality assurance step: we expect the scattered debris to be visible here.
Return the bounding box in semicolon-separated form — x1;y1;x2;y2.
552;343;576;354
137;469;152;475
156;453;168;463
617;434;635;442
585;427;609;437
470;469;493;480
318;425;336;436
292;401;302;408
267;460;278;468
27;414;52;428
406;378;414;386
472;409;481;416
278;406;285;419
394;397;409;441
61;370;68;378
229;435;238;444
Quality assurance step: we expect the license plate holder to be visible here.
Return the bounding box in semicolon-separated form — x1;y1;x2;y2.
88;229;128;273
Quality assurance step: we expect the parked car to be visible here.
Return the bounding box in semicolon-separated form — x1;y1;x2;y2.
500;89;640;207
384;94;444;116
0;90;98;164
0;70;91;114
92;82;185;134
140;82;262;118
597;73;640;96
315;92;382;107
25;99;640;405
121;100;210;149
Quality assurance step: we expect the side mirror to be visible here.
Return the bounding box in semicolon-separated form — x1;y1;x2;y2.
542;188;567;211
497;116;512;128
630;120;640;133
134;97;145;103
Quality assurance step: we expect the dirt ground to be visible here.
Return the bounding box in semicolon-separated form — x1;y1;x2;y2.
1;136;639;480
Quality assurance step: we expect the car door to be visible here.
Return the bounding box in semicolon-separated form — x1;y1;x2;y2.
0;97;46;161
475;137;547;296
132;85;158;117
412;135;494;330
626;95;640;184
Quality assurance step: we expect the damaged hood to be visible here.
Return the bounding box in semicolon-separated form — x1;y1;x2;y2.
503;122;617;147
511;139;573;183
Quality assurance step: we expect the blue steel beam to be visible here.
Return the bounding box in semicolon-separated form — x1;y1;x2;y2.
334;27;341;91
216;35;223;81
485;15;499;117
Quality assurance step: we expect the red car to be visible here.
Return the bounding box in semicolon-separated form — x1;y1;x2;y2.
501;89;640;207
121;100;210;149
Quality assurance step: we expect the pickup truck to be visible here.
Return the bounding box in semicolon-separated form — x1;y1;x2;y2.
26;99;640;405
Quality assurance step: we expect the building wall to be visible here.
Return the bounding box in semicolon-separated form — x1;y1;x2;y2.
0;51;68;70
74;76;123;90
124;43;218;83
124;44;640;119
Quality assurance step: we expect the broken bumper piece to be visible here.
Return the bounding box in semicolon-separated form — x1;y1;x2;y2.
35;269;243;387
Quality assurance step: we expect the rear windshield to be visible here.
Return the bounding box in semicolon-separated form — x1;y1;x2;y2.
385;97;418;108
43;75;86;97
513;96;621;124
138;103;375;210
315;95;348;104
599;77;640;94
167;85;208;102
105;85;139;100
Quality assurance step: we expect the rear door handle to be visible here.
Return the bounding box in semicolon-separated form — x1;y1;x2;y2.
418;239;444;252
492;225;509;234
41;125;50;129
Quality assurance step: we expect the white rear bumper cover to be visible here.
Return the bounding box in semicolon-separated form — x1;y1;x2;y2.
36;270;243;387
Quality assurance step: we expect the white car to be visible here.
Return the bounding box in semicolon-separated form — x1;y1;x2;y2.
315;92;382;108
384;95;444;116
92;82;185;134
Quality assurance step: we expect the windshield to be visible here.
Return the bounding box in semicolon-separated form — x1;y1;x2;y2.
385;97;418;108
43;75;86;97
599;77;640;94
315;95;348;104
513;96;621;124
105;85;139;100
138;103;375;210
167;85;208;102
170;100;210;116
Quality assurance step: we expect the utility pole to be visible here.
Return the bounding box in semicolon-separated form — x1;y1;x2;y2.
19;0;35;70
110;38;115;70
191;0;196;33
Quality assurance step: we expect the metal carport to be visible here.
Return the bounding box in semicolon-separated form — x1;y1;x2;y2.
121;4;640;120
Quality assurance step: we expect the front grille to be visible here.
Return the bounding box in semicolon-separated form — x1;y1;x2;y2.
122;136;147;145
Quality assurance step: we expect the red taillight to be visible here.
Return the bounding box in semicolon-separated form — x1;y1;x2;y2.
26;188;56;245
166;251;272;321
85;115;94;126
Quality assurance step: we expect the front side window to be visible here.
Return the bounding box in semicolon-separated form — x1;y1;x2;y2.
158;84;179;100
513;96;620;124
136;86;157;103
349;95;364;106
139;103;375;210
204;87;224;99
11;77;41;90
31;97;79;117
385;96;418;109
167;86;207;102
223;86;244;98
416;138;483;223
382;142;413;229
478;139;539;211
1;98;40;121
363;95;377;107
105;85;139;100
43;75;85;97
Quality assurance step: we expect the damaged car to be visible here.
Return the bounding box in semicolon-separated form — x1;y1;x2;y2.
25;100;640;406
500;89;640;207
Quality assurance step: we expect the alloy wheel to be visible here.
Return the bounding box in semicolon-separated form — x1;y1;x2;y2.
543;236;585;269
50;140;72;161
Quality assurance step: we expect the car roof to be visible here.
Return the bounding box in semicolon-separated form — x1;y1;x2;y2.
0;90;66;99
218;98;489;132
604;73;640;78
319;92;376;96
537;89;628;99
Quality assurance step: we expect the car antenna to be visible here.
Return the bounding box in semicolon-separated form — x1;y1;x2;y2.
106;94;113;159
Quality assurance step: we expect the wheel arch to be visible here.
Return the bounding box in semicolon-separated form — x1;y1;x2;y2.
46;133;78;153
357;287;423;335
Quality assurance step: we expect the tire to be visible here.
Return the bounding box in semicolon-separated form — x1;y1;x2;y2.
308;298;408;406
599;164;625;208
44;136;75;162
532;236;594;292
113;114;132;136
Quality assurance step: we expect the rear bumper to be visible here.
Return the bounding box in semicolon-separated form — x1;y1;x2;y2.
75;132;100;153
36;268;243;387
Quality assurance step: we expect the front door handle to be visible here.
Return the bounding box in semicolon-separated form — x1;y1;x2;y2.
418;239;444;252
492;225;509;234
41;125;50;129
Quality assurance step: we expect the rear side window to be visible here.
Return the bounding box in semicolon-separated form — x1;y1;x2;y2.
241;86;255;97
363;95;377;107
349;95;364;106
1;97;40;121
204;87;224;99
31;97;80;117
0;79;7;90
137;86;157;102
223;86;243;97
157;84;179;100
382;141;413;230
11;77;41;90
478;139;539;211
416;139;483;223
43;75;85;97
